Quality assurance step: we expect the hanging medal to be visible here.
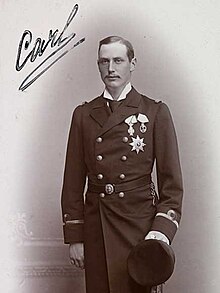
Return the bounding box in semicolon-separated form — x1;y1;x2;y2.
137;113;149;133
125;115;137;136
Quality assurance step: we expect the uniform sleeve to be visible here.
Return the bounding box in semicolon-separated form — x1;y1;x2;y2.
61;106;87;244
150;102;183;243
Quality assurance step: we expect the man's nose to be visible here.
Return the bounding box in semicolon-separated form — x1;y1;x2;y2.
108;60;115;73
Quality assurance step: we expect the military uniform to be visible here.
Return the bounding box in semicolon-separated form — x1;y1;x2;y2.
61;87;183;293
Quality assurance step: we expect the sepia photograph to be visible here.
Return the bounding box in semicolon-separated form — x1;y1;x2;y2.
1;1;220;292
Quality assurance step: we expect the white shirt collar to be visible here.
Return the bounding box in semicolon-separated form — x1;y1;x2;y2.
103;83;132;101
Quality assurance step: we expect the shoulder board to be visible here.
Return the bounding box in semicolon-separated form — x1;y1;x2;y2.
154;99;162;104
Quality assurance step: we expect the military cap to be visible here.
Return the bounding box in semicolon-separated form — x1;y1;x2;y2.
127;239;175;287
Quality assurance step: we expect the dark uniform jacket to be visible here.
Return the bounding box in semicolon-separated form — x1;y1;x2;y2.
61;87;183;293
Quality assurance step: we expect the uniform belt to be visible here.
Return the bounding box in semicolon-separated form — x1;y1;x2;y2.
88;175;152;195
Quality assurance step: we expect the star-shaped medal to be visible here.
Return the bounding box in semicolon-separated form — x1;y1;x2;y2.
129;135;146;154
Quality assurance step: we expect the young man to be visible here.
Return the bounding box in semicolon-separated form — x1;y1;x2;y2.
61;36;183;293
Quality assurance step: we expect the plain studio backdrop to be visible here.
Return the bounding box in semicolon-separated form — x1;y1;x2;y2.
0;1;220;292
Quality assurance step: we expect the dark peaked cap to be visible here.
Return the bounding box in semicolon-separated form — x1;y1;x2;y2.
127;239;175;287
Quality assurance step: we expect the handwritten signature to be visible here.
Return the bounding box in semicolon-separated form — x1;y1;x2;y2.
16;3;85;91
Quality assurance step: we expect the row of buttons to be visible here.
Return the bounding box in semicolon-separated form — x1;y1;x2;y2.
96;136;128;198
96;136;129;143
96;137;128;163
97;173;126;180
99;192;125;198
96;155;128;161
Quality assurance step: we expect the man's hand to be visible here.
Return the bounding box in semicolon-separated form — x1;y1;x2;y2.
69;243;84;269
145;231;170;245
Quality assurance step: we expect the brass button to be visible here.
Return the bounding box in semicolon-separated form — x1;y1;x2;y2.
96;155;103;161
121;155;127;161
64;213;69;220
122;137;128;143
96;137;103;143
119;192;125;198
167;210;177;221
99;193;105;198
119;174;125;180
97;174;103;180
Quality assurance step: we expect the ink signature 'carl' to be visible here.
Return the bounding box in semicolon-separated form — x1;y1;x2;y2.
16;3;85;91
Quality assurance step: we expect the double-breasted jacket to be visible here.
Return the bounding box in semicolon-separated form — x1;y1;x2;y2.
61;87;183;293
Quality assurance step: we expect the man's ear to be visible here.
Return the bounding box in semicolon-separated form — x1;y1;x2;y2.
130;57;137;72
97;59;101;72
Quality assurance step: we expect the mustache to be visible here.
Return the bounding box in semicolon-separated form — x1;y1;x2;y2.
105;75;120;78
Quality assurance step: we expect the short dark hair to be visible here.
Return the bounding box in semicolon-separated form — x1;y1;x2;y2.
98;36;135;62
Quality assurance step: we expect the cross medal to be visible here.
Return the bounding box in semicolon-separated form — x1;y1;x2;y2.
125;115;137;136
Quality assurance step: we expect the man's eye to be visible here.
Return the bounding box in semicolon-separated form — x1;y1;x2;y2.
115;59;123;64
99;59;109;65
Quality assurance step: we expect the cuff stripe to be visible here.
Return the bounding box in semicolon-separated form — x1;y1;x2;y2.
65;219;84;224
156;212;179;228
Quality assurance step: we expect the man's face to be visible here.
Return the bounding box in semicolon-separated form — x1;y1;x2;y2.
98;42;136;92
